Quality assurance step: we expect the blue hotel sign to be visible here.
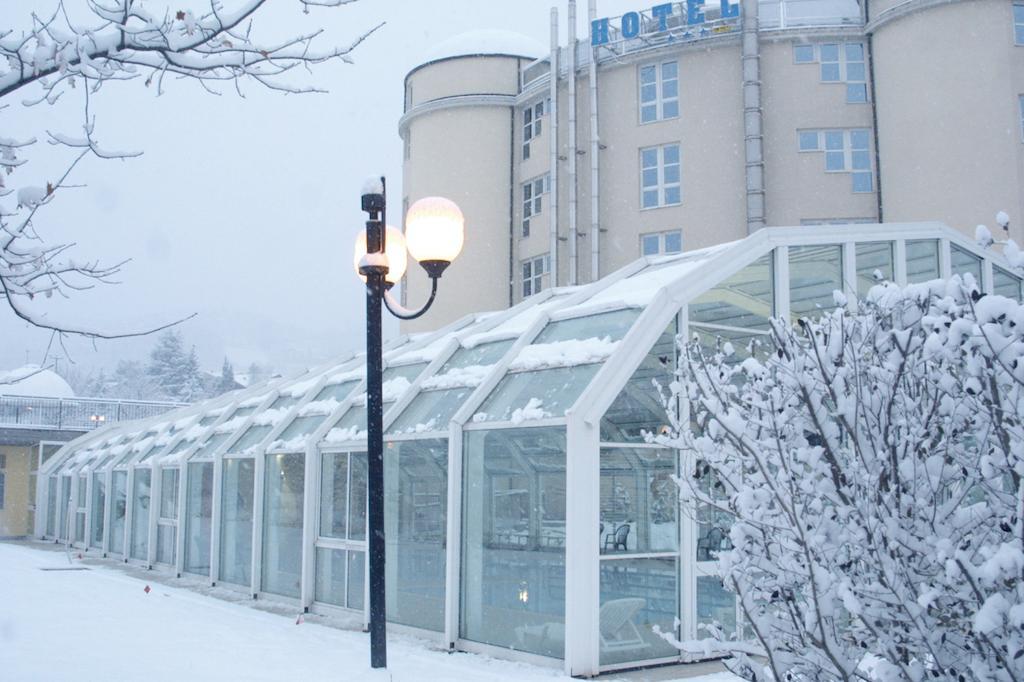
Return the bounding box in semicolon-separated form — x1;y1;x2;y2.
591;1;741;45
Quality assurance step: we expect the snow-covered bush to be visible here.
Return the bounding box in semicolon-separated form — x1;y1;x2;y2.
667;277;1024;681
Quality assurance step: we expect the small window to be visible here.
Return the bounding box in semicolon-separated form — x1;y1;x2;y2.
640;143;682;208
819;44;841;81
0;471;4;510
798;131;820;151
522;255;549;298
794;44;815;63
522;174;549;237
639;61;679;124
0;454;6;469
640;230;683;256
1015;3;1024;45
522;100;546;159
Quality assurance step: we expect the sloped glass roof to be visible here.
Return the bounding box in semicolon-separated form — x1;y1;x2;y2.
45;223;1022;473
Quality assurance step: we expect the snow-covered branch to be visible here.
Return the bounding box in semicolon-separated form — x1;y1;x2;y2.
664;278;1024;681
0;0;378;342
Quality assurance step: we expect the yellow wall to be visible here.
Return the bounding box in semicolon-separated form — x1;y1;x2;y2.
0;445;35;537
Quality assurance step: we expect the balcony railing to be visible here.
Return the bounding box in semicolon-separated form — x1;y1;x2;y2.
0;394;187;432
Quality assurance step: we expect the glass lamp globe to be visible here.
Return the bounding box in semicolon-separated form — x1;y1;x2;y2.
405;197;464;277
353;225;408;285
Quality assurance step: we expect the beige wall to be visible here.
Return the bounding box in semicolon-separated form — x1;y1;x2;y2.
0;445;35;537
401;55;525;333
873;0;1024;242
401;0;1024;329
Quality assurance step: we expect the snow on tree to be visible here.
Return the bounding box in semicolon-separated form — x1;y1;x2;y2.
664;277;1024;681
0;1;380;343
146;329;201;402
215;356;239;395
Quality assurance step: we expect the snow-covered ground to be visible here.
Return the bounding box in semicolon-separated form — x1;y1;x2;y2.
0;542;737;682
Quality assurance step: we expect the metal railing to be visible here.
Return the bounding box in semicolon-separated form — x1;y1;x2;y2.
0;394;187;432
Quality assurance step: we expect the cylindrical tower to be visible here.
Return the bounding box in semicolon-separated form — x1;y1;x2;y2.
399;31;544;333
872;0;1024;241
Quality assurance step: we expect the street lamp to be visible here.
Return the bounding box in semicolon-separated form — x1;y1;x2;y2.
353;177;464;669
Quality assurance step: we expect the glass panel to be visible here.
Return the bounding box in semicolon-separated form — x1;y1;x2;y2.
75;511;85;544
906;239;940;283
601;322;676;442
276;415;325;447
229;424;272;454
110;471;127;554
789;244;843;320
441;340;515;373
184;461;214;575
475;364;601;423
130;469;151;560
313;379;360;403
157;523;175;565
190;432;230;461
90;473;106;548
950;244;983;288
316;547;349;607
270;395;299;410
856;242;894;296
320;452;349;539
329;405;367;441
220;458;255;586
690;254;774;331
388;387;473;434
642;234;660;256
262;453;305;598
600;449;678;554
533;309;639;345
697;576;737;639
349;453;368;541
385;439;447;631
994;266;1022;299
852;171;873;193
599;558;679;666
348;550;365;610
160;469;179;520
461;428;566;658
664;232;682;254
46;476;57;537
59;477;71;540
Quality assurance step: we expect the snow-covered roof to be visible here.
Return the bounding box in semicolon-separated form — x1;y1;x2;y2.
44;222;1024;472
0;365;75;398
420;30;545;64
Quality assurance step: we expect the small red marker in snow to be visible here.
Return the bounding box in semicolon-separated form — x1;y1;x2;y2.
144;585;151;594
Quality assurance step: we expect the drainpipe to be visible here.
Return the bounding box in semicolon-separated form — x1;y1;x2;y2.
588;0;600;282
865;0;883;221
742;0;765;233
567;0;579;285
549;8;560;288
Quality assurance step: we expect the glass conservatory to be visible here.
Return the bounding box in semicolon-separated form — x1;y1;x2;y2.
36;223;1022;676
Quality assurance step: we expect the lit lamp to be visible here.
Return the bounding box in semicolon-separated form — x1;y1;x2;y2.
352;178;463;669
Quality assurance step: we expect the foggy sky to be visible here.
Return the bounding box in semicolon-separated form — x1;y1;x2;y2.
0;0;644;378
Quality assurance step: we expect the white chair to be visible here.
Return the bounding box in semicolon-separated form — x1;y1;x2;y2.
599;597;650;652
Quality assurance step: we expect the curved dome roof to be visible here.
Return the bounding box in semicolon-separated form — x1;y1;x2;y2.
0;365;75;399
421;30;546;64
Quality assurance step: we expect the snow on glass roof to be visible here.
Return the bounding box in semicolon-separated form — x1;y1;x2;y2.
44;223;1023;475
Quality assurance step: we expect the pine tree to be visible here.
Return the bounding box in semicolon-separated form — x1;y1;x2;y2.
147;330;190;401
112;360;156;400
215;357;238;395
181;346;206;402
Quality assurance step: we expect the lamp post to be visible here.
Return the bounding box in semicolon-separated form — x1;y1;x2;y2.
354;177;464;669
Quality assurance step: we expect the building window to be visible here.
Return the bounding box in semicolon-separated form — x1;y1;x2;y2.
1015;3;1024;45
795;42;868;103
639;61;679;124
797;129;874;193
521;174;549;237
793;44;815;63
640;144;682;209
640;230;683;256
1020;94;1024;141
522;100;546;159
522;255;549;297
0;455;5;511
